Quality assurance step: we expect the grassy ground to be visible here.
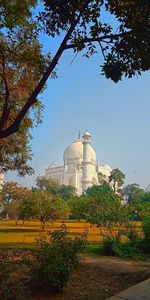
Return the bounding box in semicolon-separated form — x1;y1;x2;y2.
0;220;103;249
0;219;144;257
0;220;149;299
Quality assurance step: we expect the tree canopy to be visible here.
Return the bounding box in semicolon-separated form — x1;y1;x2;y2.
84;185;130;239
123;183;145;203
0;0;149;140
36;177;77;200
0;0;53;174
86;183;113;197
1;181;31;221
109;168;125;193
29;190;69;230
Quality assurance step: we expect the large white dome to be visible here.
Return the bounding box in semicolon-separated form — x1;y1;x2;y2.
63;138;96;163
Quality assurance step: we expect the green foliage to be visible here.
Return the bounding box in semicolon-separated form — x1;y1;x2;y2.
123;184;145;203
112;242;136;258
0;1;150;139
0;1;54;172
102;237;115;255
36;178;60;194
29;190;69;230
58;185;77;201
31;224;87;293
36;178;77;200
130;196;150;219
68;196;89;220
0;260;31;300
1;182;31;221
102;231;142;258
140;215;150;253
101;213;150;258
109;168;125;193
0;0;37;29
128;199;150;254
85;188;129;230
97;172;108;185
86;183;113;197
140;193;150;203
41;0;150;81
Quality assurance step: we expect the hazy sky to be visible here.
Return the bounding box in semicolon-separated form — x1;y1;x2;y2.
6;8;150;189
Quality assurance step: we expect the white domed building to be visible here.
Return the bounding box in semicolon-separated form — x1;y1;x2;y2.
44;131;111;195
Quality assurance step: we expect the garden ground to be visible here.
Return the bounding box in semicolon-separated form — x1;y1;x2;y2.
0;220;149;299
50;254;150;300
0;249;150;300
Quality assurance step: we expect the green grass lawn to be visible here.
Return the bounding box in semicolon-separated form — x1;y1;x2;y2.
1;220;149;260
0;220;101;249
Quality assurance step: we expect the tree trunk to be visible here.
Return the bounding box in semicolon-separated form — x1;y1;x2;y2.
41;220;46;231
113;181;116;193
0;16;80;139
5;212;9;220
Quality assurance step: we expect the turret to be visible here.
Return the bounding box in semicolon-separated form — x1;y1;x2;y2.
81;131;97;193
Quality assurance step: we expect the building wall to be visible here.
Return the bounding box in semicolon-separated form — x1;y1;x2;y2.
45;166;64;185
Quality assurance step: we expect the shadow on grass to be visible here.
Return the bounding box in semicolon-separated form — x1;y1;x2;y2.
0;228;40;233
0;242;38;250
82;242;103;255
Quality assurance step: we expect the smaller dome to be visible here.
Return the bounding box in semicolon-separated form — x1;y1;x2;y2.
145;184;150;193
104;164;112;171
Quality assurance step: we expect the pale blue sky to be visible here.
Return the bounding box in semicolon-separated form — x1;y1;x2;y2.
6;7;150;189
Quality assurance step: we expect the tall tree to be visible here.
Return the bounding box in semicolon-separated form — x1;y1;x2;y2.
1;181;31;220
36;178;60;194
123;183;145;203
84;186;129;239
30;190;69;230
0;0;150;139
36;177;76;200
1;181;30;204
109;168;125;193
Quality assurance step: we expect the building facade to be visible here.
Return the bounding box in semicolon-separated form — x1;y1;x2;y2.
44;131;112;195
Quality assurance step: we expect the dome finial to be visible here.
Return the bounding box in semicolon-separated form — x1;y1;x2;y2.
82;131;91;141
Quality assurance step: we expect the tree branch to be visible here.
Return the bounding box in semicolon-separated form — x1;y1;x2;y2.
0;1;91;139
64;31;132;50
0;22;83;138
0;54;10;130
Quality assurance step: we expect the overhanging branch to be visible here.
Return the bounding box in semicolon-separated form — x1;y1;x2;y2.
64;31;132;50
0;6;85;139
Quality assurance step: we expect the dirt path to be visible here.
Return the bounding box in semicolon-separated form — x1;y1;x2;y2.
40;254;150;300
1;250;150;300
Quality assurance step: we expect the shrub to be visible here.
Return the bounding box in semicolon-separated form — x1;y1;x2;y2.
140;218;150;253
31;224;87;293
102;237;114;255
102;230;142;258
112;241;136;257
0;261;31;300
